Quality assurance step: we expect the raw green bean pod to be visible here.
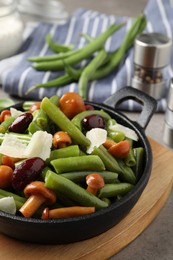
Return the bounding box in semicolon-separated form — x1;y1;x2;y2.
45;170;109;210
25;73;76;95
41;97;90;149
51;155;105;173
98;183;134;198
32;23;125;71
28;49;82;62
46;33;74;53
90;14;147;80
78;49;107;99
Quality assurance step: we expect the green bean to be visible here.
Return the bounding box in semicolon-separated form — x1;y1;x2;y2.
132;147;144;179
41;97;90;149
124;138;136;167
0;188;26;210
51;155;105;173
45;170;109;210
61;171;118;183
0;99;14;110
46;33;74;53
49;95;60;106
98;183;134;198
92;145;136;184
22;101;37;111
108;131;125;142
63;61;82;80
33;23;125;71
46;145;80;164
71;109;111;130
80;33;94;43
78;49;107;99
28;109;50;134
90;14;147;80
25;72;75;95
92;145;122;173
0;116;15;134
28;49;82;62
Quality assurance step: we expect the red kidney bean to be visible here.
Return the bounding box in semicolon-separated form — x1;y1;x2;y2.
82;115;106;131
12;157;45;190
8;112;33;133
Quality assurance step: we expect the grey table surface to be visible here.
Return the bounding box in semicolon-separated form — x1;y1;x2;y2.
0;1;173;259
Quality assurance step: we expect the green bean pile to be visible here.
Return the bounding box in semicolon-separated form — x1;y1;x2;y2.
0;94;144;219
27;14;147;99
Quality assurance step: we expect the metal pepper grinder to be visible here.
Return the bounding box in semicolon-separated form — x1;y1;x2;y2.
132;33;172;99
163;79;173;149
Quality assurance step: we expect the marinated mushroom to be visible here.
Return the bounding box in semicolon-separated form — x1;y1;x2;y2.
19;181;56;218
86;173;105;195
53;131;72;148
41;206;95;219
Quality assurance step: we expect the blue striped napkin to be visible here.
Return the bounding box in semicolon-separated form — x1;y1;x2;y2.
1;0;173;111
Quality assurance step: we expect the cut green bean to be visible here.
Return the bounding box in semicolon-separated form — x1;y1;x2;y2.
92;145;122;173
28;109;50;134
41;97;90;149
108;131;125;142
51;155;105;173
0;189;26;210
61;171;118;183
132;147;144;179
49;95;60;106
0;99;14;110
92;145;136;184
124;138;136;167
33;23;124;71
45;170;109;210
47;145;80;164
22;101;37;111
98;183;134;198
0;116;15;134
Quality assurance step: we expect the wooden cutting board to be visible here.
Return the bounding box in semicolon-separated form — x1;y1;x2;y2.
0;138;173;260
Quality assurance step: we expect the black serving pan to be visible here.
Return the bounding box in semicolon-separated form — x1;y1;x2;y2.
0;87;157;244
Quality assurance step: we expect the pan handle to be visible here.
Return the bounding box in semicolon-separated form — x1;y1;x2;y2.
103;86;157;130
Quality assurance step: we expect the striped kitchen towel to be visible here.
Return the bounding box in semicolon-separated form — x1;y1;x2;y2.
0;0;173;111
